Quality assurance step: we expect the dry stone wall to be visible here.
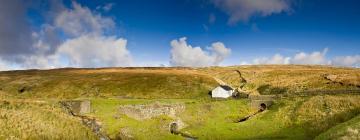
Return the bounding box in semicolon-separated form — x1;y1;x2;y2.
118;102;185;120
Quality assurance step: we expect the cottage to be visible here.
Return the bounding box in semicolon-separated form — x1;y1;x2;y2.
211;85;234;98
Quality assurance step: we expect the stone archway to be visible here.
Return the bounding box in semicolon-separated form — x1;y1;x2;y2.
170;122;178;134
259;103;267;111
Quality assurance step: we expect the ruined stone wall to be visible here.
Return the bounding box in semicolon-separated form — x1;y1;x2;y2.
118;102;185;120
60;100;91;116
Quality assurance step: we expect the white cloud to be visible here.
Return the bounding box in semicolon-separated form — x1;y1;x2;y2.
248;48;360;68
211;42;232;64
252;48;330;65
332;55;360;67
291;48;329;65
211;0;291;24
253;54;290;64
55;1;115;37
0;59;10;71
20;54;59;69
57;35;131;68
170;37;231;67
0;1;132;70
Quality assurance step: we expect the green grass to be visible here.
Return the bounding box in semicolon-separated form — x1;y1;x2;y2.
89;95;360;140
90;98;189;139
178;98;309;140
315;115;360;140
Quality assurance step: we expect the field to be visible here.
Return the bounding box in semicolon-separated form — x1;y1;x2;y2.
0;65;360;140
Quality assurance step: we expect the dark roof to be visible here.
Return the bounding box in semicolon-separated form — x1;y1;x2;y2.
220;85;233;91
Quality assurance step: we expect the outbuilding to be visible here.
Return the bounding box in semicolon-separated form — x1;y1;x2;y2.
211;85;234;98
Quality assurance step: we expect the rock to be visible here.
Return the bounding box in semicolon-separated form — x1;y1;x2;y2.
170;118;187;130
116;128;134;140
324;74;338;81
80;116;109;140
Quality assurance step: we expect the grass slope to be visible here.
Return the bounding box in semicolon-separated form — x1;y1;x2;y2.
0;68;217;99
316;114;360;140
201;65;360;94
0;99;97;139
90;94;360;140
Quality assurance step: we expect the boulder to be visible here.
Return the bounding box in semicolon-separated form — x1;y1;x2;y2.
325;74;338;81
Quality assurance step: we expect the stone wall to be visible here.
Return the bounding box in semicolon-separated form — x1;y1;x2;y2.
250;100;273;110
60;100;91;116
118;102;185;120
249;95;275;109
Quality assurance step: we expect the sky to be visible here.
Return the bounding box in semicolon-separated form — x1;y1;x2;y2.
0;0;360;70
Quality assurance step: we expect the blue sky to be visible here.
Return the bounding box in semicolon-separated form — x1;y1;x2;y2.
0;0;359;70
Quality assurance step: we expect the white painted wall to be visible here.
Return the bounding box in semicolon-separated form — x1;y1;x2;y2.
211;86;233;98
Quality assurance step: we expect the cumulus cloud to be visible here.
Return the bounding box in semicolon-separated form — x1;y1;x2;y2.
291;48;329;65
251;48;350;66
57;35;131;67
170;37;231;67
49;2;131;68
55;2;115;37
332;55;360;67
211;0;292;24
252;48;330;65
0;1;132;70
253;54;290;64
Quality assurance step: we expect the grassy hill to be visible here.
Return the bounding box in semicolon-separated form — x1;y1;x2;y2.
201;65;360;95
0;65;360;140
0;68;217;99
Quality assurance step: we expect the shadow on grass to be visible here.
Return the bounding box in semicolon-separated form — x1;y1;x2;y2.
257;84;288;95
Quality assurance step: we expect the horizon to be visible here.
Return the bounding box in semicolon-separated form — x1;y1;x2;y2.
1;0;360;71
1;64;358;72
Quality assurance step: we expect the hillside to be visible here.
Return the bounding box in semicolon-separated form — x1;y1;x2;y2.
201;65;360;95
1;65;359;99
0;99;97;139
1;65;360;140
0;68;217;99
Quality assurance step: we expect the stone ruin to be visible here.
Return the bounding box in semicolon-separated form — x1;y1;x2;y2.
118;102;185;120
60;99;91;116
248;95;275;110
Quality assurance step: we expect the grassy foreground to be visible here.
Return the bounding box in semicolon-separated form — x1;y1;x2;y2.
89;94;360;140
0;99;97;139
316;114;360;140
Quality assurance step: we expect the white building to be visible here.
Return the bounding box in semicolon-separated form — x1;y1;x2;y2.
211;85;234;98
